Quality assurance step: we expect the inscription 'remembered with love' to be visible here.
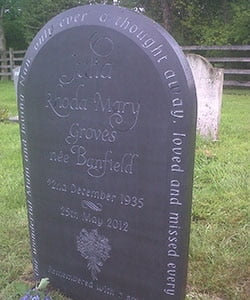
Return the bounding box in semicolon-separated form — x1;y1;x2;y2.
18;4;196;300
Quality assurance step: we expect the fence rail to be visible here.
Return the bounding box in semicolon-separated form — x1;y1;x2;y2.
208;57;250;62
0;46;249;88
182;45;250;51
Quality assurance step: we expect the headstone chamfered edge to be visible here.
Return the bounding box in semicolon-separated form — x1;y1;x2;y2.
17;4;197;300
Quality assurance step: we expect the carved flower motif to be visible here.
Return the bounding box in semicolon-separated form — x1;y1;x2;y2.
76;228;111;280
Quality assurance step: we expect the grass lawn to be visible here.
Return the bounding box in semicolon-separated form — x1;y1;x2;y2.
0;81;249;299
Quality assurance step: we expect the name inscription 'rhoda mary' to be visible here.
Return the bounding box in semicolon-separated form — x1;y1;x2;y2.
46;85;140;132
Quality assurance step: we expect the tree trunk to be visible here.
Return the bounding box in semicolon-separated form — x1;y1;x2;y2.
0;7;8;80
160;0;172;31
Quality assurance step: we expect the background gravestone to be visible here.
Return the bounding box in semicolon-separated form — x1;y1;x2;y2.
12;66;20;101
18;5;196;300
13;66;20;93
187;54;224;140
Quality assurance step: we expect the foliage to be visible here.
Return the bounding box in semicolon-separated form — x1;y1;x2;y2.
164;0;250;45
3;1;26;49
120;0;250;45
20;0;113;44
0;105;8;120
230;0;250;44
0;79;17;114
1;0;249;48
0;0;26;49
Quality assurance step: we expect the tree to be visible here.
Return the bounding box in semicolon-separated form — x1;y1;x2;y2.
1;0;248;50
120;0;250;45
0;1;8;54
3;3;26;49
121;0;173;30
0;0;26;50
0;1;20;79
230;0;250;44
20;0;114;44
159;0;250;45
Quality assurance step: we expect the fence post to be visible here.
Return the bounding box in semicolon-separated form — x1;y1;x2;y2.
0;50;8;80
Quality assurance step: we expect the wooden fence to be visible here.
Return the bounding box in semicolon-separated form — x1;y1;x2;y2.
0;48;25;79
182;45;250;88
0;45;249;87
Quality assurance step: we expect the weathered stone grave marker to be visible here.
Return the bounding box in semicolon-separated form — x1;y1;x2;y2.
186;54;223;140
13;66;20;95
18;5;196;300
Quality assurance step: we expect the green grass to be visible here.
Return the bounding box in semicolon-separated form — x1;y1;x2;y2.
188;90;250;299
0;81;249;299
0;80;17;117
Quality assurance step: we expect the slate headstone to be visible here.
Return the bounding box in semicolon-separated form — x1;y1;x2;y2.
18;5;196;300
186;54;223;140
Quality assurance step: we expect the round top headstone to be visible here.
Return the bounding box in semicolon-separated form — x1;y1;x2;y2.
18;4;196;300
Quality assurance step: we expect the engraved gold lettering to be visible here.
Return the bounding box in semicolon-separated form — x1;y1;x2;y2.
93;92;141;131
120;17;130;29
168;80;181;94
136;30;147;41
96;285;115;296
106;217;129;232
171;133;185;172
163;262;176;296
157;55;168;63
151;44;163;57
142;38;155;49
167;212;180;258
70;146;139;178
46;84;87;118
19;59;31;86
172;97;183;107
59;13;88;27
170;109;184;119
129;24;138;33
99;13;108;23
49;150;70;163
34;26;53;51
164;70;175;80
82;212;103;227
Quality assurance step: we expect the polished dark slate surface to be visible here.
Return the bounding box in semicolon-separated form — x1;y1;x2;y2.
18;4;196;300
